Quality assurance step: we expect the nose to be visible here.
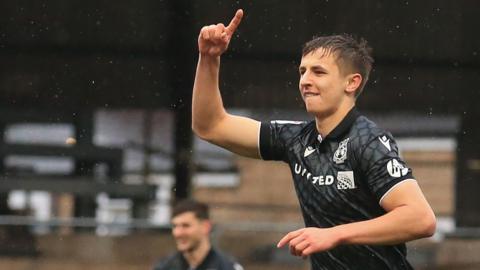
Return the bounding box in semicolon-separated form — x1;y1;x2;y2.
299;71;312;90
172;227;183;237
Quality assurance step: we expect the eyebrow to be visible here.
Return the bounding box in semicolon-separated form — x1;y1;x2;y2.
299;64;327;72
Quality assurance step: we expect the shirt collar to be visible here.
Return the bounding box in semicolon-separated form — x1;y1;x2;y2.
181;248;215;270
324;107;360;140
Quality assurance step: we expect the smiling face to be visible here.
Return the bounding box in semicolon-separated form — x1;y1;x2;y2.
171;211;210;253
299;48;359;118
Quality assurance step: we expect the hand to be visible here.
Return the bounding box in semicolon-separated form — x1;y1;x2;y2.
277;227;341;257
198;9;243;57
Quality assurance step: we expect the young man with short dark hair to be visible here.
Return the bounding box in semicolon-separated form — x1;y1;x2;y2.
153;200;243;270
192;9;436;269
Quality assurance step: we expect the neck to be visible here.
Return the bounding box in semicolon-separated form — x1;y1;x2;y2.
315;102;354;138
183;240;211;268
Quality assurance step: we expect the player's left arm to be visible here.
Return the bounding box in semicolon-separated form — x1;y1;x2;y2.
336;179;436;245
278;179;436;257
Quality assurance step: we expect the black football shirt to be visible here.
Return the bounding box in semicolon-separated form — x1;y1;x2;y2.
153;248;243;270
259;107;415;270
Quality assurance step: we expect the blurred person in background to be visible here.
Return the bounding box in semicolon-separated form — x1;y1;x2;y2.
153;199;243;270
191;9;436;270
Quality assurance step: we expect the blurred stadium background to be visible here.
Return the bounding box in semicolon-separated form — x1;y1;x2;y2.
0;1;479;269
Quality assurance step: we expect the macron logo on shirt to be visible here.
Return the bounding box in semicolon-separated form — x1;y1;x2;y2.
304;146;315;157
379;135;392;151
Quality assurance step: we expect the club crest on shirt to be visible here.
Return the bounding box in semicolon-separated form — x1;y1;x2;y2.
333;138;350;164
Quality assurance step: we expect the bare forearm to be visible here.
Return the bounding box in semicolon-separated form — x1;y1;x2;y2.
192;54;227;138
278;205;436;257
191;10;260;158
335;205;436;246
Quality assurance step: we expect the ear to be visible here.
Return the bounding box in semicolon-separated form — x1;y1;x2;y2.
201;220;212;235
345;73;362;95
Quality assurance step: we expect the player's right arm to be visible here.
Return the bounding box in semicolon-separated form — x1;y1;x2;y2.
192;9;262;159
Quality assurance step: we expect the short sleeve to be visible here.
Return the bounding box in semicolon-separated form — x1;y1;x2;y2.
233;262;244;270
214;249;244;270
358;133;414;203
259;120;306;162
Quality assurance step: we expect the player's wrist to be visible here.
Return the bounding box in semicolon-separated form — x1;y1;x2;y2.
330;225;350;246
199;53;221;64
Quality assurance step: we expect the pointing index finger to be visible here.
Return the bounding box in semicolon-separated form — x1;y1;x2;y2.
226;9;244;35
277;229;303;248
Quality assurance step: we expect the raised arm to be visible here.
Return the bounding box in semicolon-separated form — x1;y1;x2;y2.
192;9;261;159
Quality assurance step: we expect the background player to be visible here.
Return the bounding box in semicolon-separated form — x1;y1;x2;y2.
153;199;243;270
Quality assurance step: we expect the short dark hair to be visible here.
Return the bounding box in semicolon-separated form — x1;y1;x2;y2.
302;34;374;97
172;199;209;220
